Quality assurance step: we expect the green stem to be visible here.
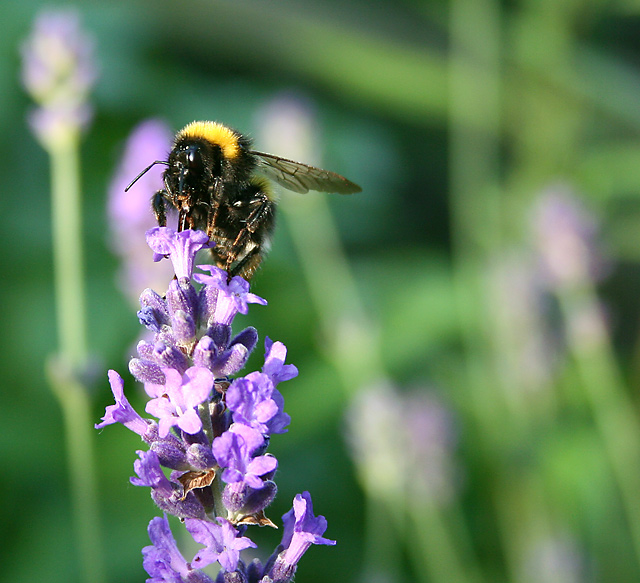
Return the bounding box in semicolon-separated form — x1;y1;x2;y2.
409;496;483;583
47;359;106;583
559;283;640;568
49;135;88;368
210;473;226;521
45;132;105;583
198;402;215;443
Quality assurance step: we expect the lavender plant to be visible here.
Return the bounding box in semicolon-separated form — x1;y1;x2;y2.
97;226;335;582
21;9;106;583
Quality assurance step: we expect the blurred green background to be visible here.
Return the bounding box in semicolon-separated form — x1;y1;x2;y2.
4;0;640;582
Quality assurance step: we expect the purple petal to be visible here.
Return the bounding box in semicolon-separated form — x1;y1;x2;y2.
182;366;215;408
263;337;298;384
186;518;256;572
142;515;191;580
130;450;173;496
95;370;149;436
146;227;212;279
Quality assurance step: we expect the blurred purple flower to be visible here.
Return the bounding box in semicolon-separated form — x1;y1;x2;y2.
531;184;606;289
522;534;588;583
346;384;459;505
402;392;459;503
21;8;97;146
108;120;175;302
255;92;320;164
487;252;559;397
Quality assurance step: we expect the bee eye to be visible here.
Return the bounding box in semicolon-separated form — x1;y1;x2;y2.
184;145;204;172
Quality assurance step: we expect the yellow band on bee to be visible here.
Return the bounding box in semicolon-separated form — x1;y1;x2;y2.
177;121;241;160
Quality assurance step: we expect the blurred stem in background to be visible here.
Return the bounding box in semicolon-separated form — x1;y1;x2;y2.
44;124;106;583
511;0;640;576
21;10;105;583
559;259;640;564
448;0;574;579
533;188;640;567
449;0;640;577
257;95;482;583
449;0;538;578
49;131;87;367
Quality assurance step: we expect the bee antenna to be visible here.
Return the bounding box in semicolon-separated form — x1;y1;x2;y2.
124;160;169;192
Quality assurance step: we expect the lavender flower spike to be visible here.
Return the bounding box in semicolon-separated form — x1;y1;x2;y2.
99;212;333;579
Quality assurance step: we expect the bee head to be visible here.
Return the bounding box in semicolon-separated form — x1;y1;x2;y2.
174;140;218;184
163;137;223;206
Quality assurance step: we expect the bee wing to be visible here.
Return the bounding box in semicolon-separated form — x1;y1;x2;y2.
253;151;361;195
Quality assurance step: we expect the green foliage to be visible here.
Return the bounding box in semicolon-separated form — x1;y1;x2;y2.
5;1;640;582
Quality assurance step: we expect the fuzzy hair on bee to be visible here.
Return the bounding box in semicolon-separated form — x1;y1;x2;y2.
126;120;361;281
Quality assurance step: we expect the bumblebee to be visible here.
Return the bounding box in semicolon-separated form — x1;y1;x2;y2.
127;121;361;280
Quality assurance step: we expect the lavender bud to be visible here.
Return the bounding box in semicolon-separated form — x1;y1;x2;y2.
171;310;197;347
140;288;170;324
167;278;199;323
222;481;277;515
151;342;190;373
198;283;220;326
215;569;248;583
129;358;165;385
214;343;251;378
151;490;206;520
186;443;217;471
193;335;217;369
149;437;189;471
207;323;232;352
230;327;258;354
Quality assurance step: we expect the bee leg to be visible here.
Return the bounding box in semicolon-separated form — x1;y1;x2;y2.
178;210;191;231
152;190;168;226
245;195;273;234
229;196;272;249
207;203;221;239
224;198;270;276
